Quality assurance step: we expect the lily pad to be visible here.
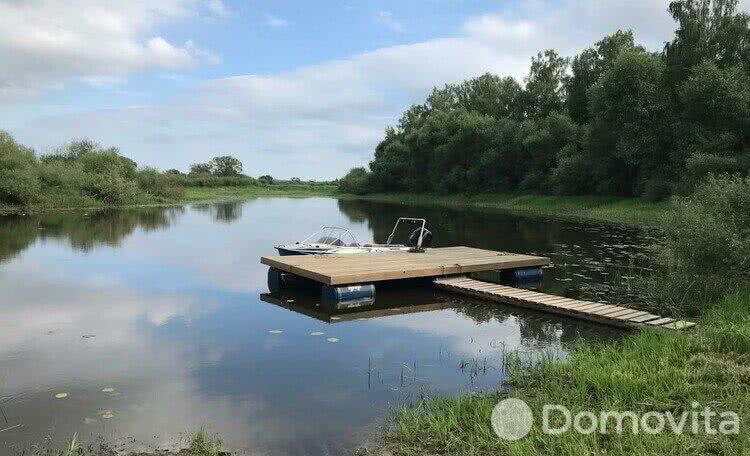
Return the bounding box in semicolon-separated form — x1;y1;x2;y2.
326;337;340;343
102;387;115;393
54;392;68;399
268;329;283;334
310;331;324;336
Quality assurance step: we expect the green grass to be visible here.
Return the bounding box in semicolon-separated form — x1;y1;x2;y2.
182;183;336;202
24;428;228;455
339;192;670;226
384;290;750;456
188;428;225;456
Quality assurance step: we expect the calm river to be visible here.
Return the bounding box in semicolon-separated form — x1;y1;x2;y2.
0;197;658;455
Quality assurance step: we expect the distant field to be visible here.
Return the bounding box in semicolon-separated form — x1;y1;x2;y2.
182;183;337;201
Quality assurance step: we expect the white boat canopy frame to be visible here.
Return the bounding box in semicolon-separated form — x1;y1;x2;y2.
300;226;361;248
386;217;428;248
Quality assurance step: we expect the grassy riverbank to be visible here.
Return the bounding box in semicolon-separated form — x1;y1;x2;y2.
380;177;750;455
183;183;336;202
0;184;337;214
338;193;669;226
383;290;750;456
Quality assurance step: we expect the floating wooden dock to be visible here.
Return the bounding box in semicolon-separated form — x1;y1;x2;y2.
434;277;696;331
261;246;695;331
261;246;550;286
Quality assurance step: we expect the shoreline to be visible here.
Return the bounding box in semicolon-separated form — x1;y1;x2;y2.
338;192;669;226
2;187;667;227
0;185;337;215
382;289;750;456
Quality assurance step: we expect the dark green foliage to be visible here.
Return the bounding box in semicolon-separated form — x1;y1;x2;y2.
258;174;273;184
0;133;190;208
338;167;371;194
136;168;186;199
551;145;596;195
648;176;750;315
664;0;750;88
190;162;212;175
522;49;569;119
565;30;640;124
177;174;259;187
189;156;244;177
341;2;750;198
0;132;41;205
589;50;674;195
209;155;243;176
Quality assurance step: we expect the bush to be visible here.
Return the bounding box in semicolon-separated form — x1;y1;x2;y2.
641;178;672;202
38;161;88;190
519;170;551;194
647;175;750;315
338;167;371;194
551;147;595;195
136;168;185;199
84;171;140;205
177;175;258;188
77;150;136;178
0;132;36;169
0;131;41;205
0;168;41;205
685;153;741;186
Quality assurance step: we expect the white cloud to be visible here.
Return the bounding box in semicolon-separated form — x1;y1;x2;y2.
0;0;220;99
12;0;684;178
265;13;290;28
463;15;536;42
206;0;228;16
375;10;405;33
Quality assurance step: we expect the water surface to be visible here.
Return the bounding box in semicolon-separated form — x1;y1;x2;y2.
0;198;656;455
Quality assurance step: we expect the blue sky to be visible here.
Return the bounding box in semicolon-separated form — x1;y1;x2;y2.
0;0;693;178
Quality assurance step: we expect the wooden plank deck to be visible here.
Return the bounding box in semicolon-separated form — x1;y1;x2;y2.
434;277;696;331
261;246;550;286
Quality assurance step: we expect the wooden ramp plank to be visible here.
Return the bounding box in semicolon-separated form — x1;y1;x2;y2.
433;277;695;331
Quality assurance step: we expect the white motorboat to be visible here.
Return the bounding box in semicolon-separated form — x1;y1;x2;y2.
274;217;432;256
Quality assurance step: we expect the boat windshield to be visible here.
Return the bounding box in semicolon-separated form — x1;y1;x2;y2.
302;227;360;247
386;218;427;246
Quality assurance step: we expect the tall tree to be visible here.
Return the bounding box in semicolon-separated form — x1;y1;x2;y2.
426;74;524;120
566;31;639;124
523;50;570;119
209;156;243;177
664;0;750;89
589;51;674;195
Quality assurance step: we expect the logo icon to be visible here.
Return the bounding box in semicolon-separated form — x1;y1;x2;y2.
491;398;534;441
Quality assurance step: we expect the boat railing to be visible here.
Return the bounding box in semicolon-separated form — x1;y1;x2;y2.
301;226;360;247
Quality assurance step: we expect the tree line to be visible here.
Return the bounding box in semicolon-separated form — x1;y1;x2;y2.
0;133;323;208
339;0;750;200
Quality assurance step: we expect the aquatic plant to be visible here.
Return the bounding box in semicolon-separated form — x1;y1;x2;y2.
189;428;225;456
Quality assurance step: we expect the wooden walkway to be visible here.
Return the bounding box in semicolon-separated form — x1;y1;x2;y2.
261;246;550;286
434;277;695;331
